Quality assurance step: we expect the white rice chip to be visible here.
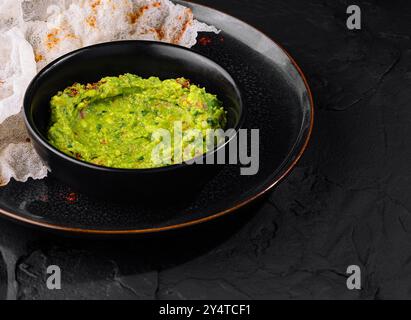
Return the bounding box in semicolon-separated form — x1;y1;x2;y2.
0;114;47;186
0;27;37;124
26;0;219;69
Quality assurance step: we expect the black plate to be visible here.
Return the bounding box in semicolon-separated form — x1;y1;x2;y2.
0;1;313;235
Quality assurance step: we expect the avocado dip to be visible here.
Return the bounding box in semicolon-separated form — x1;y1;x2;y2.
47;74;227;169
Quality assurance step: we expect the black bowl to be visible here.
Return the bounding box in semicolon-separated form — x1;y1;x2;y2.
23;41;244;198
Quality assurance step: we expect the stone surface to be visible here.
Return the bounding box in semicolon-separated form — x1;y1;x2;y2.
1;0;411;299
0;251;6;300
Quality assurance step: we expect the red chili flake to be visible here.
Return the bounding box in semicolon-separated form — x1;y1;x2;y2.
91;0;101;11
86;82;99;90
220;36;225;43
199;36;212;46
68;88;79;97
85;15;97;28
65;192;78;204
155;27;165;40
35;53;44;62
176;78;190;88
128;5;149;24
39;194;48;202
26;138;31;143
46;29;60;50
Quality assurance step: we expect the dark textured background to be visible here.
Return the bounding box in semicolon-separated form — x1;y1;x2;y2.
1;0;411;299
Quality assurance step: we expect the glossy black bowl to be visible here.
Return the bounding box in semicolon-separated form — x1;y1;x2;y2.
23;41;244;198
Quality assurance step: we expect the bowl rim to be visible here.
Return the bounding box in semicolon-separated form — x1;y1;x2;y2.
23;40;244;174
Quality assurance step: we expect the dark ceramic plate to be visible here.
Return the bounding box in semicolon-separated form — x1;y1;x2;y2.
0;1;313;235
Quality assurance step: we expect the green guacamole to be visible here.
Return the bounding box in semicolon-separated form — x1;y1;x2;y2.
47;74;227;169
